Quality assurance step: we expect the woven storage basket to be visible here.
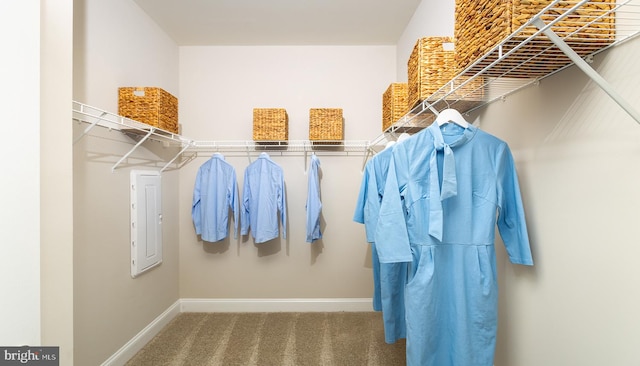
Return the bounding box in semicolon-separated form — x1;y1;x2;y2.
253;108;288;141
309;108;343;141
454;0;616;73
382;83;408;132
408;37;485;109
118;87;179;134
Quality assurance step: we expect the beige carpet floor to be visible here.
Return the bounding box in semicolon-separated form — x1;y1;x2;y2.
125;312;406;366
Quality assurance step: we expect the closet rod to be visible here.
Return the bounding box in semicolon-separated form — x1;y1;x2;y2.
189;140;373;154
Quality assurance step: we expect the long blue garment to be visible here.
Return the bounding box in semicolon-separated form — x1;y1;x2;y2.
306;154;322;243
353;145;408;344
353;155;382;312
192;153;239;242
241;152;287;243
376;123;533;366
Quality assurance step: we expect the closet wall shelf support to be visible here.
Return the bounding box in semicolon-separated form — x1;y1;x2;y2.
161;141;194;173
112;129;153;172
532;16;640;124
375;0;640;142
73;111;106;144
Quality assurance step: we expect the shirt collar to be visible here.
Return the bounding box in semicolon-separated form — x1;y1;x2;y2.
426;123;475;241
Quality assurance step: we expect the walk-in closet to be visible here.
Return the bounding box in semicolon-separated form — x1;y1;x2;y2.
3;0;640;365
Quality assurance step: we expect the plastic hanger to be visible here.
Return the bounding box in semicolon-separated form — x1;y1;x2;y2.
397;132;411;142
435;108;469;128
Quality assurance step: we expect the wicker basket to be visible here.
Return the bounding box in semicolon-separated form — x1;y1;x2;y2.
454;0;616;73
408;37;485;109
253;108;288;141
309;108;343;141
118;87;179;134
382;83;408;132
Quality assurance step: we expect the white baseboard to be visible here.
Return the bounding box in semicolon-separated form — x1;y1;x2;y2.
180;298;375;313
103;298;373;365
101;300;181;366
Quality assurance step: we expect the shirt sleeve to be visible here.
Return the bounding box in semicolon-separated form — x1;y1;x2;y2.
240;169;250;236
374;151;412;263
279;169;287;240
306;157;322;243
496;143;534;266
229;169;239;240
192;167;203;236
353;162;370;224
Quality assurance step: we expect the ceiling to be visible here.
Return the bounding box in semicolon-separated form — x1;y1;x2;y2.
133;0;421;46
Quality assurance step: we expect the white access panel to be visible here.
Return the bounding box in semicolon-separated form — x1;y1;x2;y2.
130;170;163;278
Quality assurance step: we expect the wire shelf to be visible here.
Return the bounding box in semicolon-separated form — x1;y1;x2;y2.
376;0;640;145
73;101;373;170
72;101;192;146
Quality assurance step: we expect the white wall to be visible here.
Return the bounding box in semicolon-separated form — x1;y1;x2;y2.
0;4;74;365
74;0;180;108
179;46;396;141
178;46;397;299
0;0;42;346
73;0;180;364
41;0;74;363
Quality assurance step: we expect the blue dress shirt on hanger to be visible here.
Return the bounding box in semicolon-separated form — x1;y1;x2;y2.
241;152;287;243
192;153;239;242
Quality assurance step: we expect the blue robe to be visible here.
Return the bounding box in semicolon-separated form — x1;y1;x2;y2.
376;123;533;366
353;145;408;344
192;153;239;242
306;154;323;243
241;152;287;243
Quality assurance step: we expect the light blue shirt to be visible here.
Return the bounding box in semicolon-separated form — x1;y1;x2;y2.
376;123;533;366
241;152;287;243
305;154;322;243
192;153;239;242
353;144;408;344
353;146;394;241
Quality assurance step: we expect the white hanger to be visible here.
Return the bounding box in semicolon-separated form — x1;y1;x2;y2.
397;132;411;142
435;108;469;128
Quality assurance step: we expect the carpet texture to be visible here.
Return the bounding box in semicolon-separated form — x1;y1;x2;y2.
125;312;406;365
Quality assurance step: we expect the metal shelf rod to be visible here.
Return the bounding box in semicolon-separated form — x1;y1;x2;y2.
533;16;640;124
